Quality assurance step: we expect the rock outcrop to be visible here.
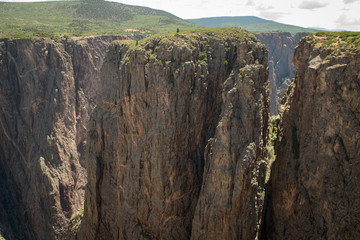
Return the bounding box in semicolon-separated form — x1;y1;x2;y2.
254;32;308;115
5;29;358;240
265;33;360;239
78;28;269;240
0;35;141;240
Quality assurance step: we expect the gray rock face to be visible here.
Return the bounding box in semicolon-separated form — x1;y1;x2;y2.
78;29;269;240
0;35;141;240
254;32;308;115
3;29;358;240
265;35;360;239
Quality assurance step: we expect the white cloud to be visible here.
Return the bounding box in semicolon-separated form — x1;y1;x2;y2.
1;0;359;31
335;13;360;28
260;11;287;20
298;1;328;9
256;4;275;11
246;0;255;6
343;0;360;3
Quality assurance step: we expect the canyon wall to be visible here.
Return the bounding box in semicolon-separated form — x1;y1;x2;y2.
265;34;360;239
1;29;358;240
77;28;269;240
254;32;308;115
0;35;141;240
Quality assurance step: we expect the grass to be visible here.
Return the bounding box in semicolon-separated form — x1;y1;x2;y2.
141;27;256;44
311;31;360;49
113;27;256;55
0;0;198;38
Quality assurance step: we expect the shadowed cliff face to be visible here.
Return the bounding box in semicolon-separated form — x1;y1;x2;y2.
78;28;269;240
0;35;142;240
254;32;309;115
266;35;360;239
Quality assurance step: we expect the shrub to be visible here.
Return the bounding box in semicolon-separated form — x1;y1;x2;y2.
198;51;207;61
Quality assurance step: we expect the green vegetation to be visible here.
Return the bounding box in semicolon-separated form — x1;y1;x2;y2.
117;27;255;51
312;31;360;49
188;16;318;35
152;27;254;39
265;115;278;183
199;51;207;61
0;232;5;240
0;0;198;38
67;208;84;237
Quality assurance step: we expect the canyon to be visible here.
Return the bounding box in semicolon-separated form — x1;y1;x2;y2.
254;32;309;115
0;29;358;240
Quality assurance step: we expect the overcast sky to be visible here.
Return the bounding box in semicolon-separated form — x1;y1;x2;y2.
114;0;360;31
2;0;360;31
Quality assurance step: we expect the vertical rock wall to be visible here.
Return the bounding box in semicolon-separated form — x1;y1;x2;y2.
0;35;140;240
78;28;269;240
266;34;360;239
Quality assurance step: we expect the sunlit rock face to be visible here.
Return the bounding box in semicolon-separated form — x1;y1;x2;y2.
0;35;141;240
78;28;269;240
265;34;360;240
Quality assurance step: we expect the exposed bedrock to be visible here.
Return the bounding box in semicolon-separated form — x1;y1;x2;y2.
265;34;360;240
77;28;269;240
0;35;142;240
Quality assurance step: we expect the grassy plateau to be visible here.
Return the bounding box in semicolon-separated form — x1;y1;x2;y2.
0;0;198;38
313;31;360;48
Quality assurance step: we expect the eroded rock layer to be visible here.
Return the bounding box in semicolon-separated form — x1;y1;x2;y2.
266;34;360;239
0;35;140;240
78;28;269;240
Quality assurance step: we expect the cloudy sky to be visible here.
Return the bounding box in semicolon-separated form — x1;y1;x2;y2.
114;0;360;31
2;0;360;31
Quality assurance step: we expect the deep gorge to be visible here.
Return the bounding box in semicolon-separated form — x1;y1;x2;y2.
0;28;359;240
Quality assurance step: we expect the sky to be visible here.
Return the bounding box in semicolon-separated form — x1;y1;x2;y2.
2;0;360;31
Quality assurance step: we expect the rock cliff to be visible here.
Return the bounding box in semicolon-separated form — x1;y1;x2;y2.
254;32;308;115
77;28;269;240
4;29;357;240
0;35;141;240
265;33;360;239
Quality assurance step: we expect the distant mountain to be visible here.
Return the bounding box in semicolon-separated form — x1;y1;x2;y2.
0;0;198;38
187;16;318;34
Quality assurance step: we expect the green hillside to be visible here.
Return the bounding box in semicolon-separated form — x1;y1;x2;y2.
188;16;318;34
0;0;198;38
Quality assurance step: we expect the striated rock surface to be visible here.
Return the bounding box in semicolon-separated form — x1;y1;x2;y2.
254;32;308;115
0;35;141;240
78;28;269;240
266;33;360;239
